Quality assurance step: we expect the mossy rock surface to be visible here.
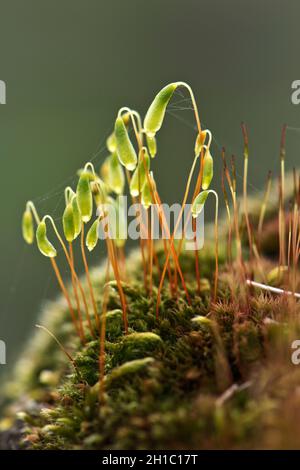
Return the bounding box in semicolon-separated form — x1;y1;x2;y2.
1;221;300;450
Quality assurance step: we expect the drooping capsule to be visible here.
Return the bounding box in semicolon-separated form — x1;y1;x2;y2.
194;130;207;157
76;172;93;223
146;134;157;158
114;116;137;171
62;203;75;242
106;112;130;154
143;83;178;137
36;220;57;257
90;178;107;208
100;156;111;190
71;195;82;238
86;218;100;252
141;179;152;209
202;148;214;190
121;112;130;126
130;167;140;197
130;147;150;197
22;209;34;244
192;190;209;218
108;152;125;195
106;133;117;153
64;186;75;206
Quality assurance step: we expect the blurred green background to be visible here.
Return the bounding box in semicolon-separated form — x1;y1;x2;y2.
0;0;300;372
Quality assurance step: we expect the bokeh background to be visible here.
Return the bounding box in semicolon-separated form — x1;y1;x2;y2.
0;0;300;374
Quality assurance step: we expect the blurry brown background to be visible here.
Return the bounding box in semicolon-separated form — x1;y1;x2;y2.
0;0;300;371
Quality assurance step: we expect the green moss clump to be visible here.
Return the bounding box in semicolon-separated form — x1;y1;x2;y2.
1;222;300;450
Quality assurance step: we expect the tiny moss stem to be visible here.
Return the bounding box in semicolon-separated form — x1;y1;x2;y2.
81;223;100;334
99;259;110;404
292;200;299;293
117;246;127;281
148;209;154;295
156;156;198;317
258;171;272;248
176;150;205;258
69;242;86;343
44;215;94;339
152;185;190;301
25;203;85;341
177;82;202;135
221;164;232;263
104;232;128;334
279;125;287;266
125;168;149;291
49;258;81;338
36;324;80;376
193;217;201;294
241;123;253;259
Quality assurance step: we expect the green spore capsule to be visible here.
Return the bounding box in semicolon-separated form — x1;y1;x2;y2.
108;152;125;195
106;133;116;153
36;221;57;257
76;172;93;223
106;112;130;154
71;196;82;238
22;209;34;244
143;83;178;137
114;116;137;171
100;157;111;190
146;134;157;158
62;203;75;242
130;166;141;197
86;218;100;252
202;149;214;190
141;179;152;209
130;148;150;197
192;190;209;218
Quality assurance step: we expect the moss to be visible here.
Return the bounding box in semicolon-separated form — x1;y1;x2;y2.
113;333;162;364
2;208;300;450
105;357;155;389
